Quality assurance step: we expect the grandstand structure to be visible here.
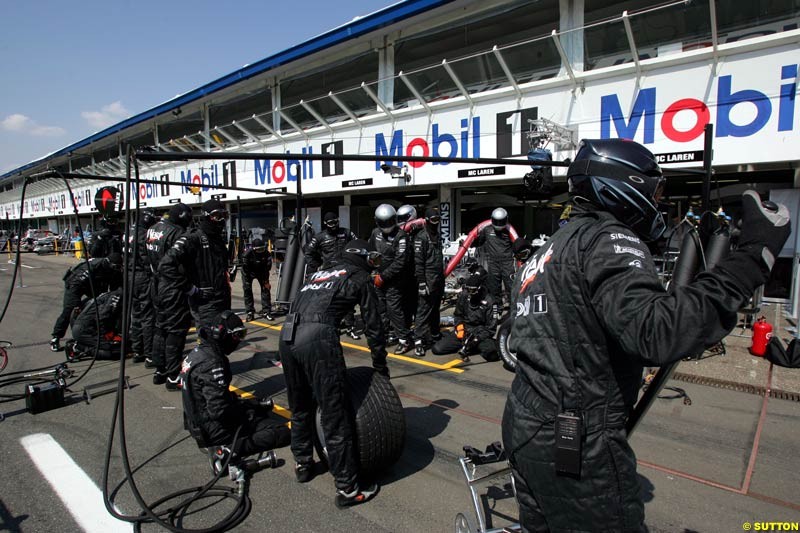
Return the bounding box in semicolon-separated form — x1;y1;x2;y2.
1;0;798;302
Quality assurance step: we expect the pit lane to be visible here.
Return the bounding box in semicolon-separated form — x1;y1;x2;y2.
1;253;798;532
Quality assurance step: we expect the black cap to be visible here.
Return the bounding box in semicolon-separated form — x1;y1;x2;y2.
425;207;440;219
252;238;265;248
323;212;338;222
202;199;225;214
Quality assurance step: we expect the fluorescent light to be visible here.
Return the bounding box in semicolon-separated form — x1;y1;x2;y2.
406;194;430;198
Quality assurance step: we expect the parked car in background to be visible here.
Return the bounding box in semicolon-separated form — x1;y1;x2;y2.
33;235;69;255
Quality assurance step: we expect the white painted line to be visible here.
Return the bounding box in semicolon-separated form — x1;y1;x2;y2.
20;433;132;532
6;260;37;269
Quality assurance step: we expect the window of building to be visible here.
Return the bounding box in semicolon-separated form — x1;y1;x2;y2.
393;0;560;107
157;110;204;149
279;51;378;132
584;0;712;71
208;89;272;142
716;0;800;44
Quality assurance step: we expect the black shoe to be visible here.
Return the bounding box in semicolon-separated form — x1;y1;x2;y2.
394;341;412;355
153;371;167;385
132;353;146;364
245;312;255;322
414;345;425;357
346;328;361;340
262;312;275;321
386;335;398;347
335;482;379;508
144;357;158;369
50;337;60;352
165;376;182;391
295;461;315;483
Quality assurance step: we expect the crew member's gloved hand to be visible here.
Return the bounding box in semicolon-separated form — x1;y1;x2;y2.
737;190;791;274
186;285;200;297
418;282;429;296
373;274;384;288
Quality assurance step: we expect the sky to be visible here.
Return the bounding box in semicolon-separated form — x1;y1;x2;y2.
0;0;392;175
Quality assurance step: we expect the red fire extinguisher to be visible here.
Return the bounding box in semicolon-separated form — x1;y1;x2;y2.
750;316;773;357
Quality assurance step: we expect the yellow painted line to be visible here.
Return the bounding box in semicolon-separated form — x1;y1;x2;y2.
250;320;464;374
229;384;292;425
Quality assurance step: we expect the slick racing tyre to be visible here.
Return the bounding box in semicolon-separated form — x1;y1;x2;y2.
496;317;517;373
315;366;406;474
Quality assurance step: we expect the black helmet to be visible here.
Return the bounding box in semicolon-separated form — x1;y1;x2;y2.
202;310;247;355
374;204;397;234
168;203;193;229
568;139;665;241
397;205;417;224
491;208;508;231
139;209;157;228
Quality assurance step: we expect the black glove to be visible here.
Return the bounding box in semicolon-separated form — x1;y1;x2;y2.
418;282;429;296
738;190;791;273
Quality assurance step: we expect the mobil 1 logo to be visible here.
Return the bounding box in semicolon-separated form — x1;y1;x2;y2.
496;106;538;158
321;140;344;177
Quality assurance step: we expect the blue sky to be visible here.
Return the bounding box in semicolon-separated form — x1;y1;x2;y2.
0;0;391;175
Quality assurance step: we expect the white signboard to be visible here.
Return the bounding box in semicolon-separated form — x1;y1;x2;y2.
2;43;798;219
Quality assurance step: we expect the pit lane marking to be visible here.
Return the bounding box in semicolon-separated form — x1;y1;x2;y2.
20;433;132;532
229;385;292;423
6;260;37;269
249;320;465;374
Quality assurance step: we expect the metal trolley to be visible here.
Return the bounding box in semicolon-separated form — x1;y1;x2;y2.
455;443;521;533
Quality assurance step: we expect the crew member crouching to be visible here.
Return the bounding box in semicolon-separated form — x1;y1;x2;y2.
181;311;290;460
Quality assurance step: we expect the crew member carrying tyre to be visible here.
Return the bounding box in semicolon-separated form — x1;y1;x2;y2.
472;207;514;319
502;138;791;532
413;207;445;357
369;204;414;354
126;209;158;363
279;239;386;508
181;311;290;459
241;238;273;322
146;203;192;387
432;273;497;361
159;199;232;388
50;253;123;352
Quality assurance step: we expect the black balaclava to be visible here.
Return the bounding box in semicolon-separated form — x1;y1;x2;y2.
201;199;227;236
323;211;339;232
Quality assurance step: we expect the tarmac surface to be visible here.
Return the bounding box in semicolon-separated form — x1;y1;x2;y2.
1;252;799;532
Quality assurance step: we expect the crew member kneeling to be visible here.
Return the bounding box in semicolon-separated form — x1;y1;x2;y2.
432;273;497;361
279;239;387;508
181;311;290;459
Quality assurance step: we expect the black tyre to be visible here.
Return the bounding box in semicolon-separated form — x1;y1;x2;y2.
315;366;406;474
496;317;517;372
